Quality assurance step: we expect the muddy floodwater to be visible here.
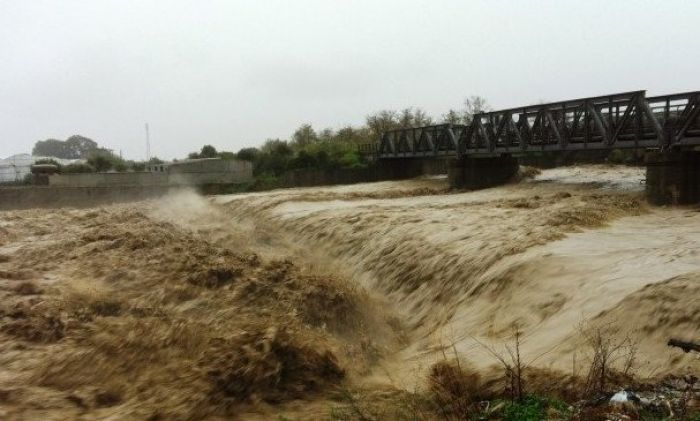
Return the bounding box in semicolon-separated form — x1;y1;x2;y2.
0;165;698;419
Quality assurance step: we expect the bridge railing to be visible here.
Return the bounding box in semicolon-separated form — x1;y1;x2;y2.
378;90;700;158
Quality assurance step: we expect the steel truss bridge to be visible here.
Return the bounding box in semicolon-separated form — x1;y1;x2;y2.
377;90;700;159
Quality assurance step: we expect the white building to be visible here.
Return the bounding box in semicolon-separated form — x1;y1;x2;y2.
0;154;83;183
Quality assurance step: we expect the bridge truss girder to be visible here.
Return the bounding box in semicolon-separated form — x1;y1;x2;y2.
378;90;700;158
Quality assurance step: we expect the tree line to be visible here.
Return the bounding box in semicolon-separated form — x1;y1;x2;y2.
29;96;491;176
31;135;163;174
203;96;491;178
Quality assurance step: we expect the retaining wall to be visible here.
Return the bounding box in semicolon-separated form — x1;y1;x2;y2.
0;185;184;210
48;164;253;188
276;158;442;188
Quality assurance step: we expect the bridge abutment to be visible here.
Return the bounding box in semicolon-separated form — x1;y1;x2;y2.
645;151;700;205
448;155;519;190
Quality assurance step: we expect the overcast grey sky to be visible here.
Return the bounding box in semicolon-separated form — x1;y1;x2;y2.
1;0;699;160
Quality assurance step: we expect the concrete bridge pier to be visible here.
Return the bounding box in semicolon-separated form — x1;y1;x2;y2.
645;151;700;205
376;158;449;180
377;158;426;179
448;155;519;190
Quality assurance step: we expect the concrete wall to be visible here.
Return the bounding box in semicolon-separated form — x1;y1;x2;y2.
49;172;170;187
0;185;183;210
276;159;431;188
168;159;251;174
48;159;253;188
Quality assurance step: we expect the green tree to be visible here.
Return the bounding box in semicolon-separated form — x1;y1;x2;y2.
236;147;259;162
218;151;236;160
65;135;99;158
291;124;318;148
338;150;363;168
32;139;69;158
32;135;100;159
87;154;114;172
131;162;146;172
255;139;293;175
114;161;128;172
199;144;218;158
289;150;317;169
317;128;334;143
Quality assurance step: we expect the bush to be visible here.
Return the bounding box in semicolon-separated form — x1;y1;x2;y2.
62;163;95;173
33;158;62;170
236;148;259;162
218;151;236;160
428;360;482;418
131;162;146;172
500;395;571;421
87;155;114;172
252;173;281;191
338;151;365;168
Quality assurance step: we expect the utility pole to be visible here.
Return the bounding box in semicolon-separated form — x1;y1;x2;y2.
145;123;151;161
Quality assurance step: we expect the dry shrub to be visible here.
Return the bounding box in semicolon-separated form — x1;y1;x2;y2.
205;324;345;405
580;323;639;399
521;367;583;403
475;328;528;402
428;359;483;419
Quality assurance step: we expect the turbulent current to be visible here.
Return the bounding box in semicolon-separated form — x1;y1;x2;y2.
217;165;700;382
0;164;698;419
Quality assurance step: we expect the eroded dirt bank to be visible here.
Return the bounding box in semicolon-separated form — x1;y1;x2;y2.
0;165;698;419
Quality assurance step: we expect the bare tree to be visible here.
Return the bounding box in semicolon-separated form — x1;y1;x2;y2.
441;109;463;125
366;110;399;137
397;107;433;129
462;96;491;124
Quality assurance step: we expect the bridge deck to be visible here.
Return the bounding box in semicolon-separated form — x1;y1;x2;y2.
377;90;700;159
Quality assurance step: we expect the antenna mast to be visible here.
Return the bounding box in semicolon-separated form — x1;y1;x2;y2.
145;123;150;161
